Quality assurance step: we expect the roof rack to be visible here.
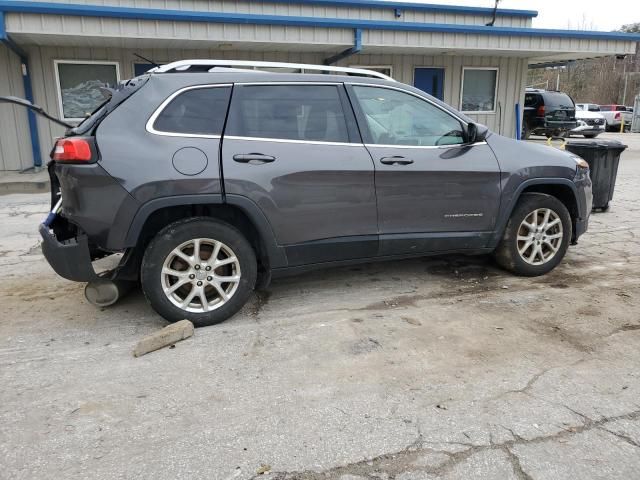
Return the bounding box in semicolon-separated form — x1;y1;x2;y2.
150;60;395;81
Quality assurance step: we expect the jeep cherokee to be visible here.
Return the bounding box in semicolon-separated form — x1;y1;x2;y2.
13;60;592;327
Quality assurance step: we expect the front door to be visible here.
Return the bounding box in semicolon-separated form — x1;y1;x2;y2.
347;84;501;255
221;83;378;266
414;68;444;100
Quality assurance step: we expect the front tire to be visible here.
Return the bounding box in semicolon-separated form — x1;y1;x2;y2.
583;134;598;139
141;217;257;327
494;193;572;276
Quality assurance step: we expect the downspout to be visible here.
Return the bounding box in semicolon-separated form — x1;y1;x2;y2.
324;28;362;66
0;11;42;170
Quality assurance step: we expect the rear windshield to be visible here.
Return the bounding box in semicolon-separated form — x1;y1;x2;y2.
70;75;150;135
599;105;626;111
542;92;574;109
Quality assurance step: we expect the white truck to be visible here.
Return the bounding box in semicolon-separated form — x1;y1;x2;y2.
573;103;606;138
598;104;633;131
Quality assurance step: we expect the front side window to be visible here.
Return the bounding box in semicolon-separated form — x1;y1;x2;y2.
152;86;231;136
55;61;120;121
352;86;465;147
227;85;349;143
460;68;498;113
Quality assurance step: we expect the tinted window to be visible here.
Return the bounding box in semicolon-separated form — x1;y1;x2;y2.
600;105;612;111
227;85;349;143
525;93;538;107
542;92;574;109
153;86;231;135
353;86;464;147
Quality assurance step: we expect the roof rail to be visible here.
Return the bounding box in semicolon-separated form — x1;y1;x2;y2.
150;60;395;81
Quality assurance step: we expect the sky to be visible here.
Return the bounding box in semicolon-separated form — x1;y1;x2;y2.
412;0;640;31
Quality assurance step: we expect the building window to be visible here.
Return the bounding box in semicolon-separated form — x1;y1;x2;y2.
460;68;498;113
151;86;231;136
54;60;120;121
351;65;393;78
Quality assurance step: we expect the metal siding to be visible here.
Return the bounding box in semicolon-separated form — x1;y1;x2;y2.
7;0;531;27
0;44;32;170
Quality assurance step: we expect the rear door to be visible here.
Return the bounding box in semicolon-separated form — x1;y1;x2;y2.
347;84;501;255
221;83;378;266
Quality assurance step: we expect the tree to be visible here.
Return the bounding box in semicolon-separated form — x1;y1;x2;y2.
526;24;640;105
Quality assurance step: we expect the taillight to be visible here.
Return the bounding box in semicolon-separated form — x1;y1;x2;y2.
614;112;621;120
537;105;545;117
51;138;93;163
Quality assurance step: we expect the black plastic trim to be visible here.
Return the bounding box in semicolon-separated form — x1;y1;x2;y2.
489;177;581;247
39;224;99;282
123;193;288;268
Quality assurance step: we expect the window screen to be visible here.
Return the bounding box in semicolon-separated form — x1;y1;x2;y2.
153;87;231;136
461;69;498;112
353;86;464;147
227;85;349;143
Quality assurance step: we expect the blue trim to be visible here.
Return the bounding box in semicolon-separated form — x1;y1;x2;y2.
1;1;639;41
0;11;42;168
324;28;362;65
515;103;521;140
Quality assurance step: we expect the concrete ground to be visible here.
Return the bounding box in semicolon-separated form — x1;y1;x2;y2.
1;132;639;480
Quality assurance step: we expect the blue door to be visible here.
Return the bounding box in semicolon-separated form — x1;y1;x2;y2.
414;68;444;100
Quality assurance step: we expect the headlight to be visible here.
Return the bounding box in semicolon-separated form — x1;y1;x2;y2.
569;154;589;169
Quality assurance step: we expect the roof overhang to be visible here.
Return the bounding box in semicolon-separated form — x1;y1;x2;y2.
1;1;638;64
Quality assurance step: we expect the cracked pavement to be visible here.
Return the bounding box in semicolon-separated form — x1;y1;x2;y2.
1;133;640;479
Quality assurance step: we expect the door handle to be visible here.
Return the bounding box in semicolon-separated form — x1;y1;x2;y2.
233;153;276;164
380;156;414;165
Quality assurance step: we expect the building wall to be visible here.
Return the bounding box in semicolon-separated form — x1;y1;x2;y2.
1;46;528;170
0;44;33;171
9;0;532;28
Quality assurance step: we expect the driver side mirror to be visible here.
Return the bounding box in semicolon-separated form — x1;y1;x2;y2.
465;122;488;144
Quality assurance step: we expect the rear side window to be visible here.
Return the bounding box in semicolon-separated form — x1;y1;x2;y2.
524;94;538;107
152;86;231;136
227;85;350;143
600;105;612;111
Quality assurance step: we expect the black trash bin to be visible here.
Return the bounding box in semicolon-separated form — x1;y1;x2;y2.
564;140;627;211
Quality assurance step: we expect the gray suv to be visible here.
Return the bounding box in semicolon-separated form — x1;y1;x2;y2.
32;61;592;326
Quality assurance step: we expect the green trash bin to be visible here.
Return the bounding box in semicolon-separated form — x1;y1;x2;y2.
564;140;627;211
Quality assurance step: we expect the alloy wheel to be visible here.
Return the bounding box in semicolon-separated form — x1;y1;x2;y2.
516;208;563;266
161;238;241;313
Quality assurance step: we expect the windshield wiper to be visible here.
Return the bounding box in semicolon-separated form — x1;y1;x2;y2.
0;95;73;129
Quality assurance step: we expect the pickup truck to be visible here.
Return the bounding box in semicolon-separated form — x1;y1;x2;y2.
598;105;633;131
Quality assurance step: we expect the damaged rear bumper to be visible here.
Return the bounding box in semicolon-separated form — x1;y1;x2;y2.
39;223;99;282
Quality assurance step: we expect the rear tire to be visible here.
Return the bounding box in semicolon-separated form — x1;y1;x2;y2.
583;134;598;138
494;193;572;276
141;217;257;327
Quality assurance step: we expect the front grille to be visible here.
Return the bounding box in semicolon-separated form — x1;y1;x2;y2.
585;118;603;126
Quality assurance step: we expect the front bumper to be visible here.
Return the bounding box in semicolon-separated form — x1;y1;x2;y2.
571;124;605;134
39;223;99;282
572;169;593;242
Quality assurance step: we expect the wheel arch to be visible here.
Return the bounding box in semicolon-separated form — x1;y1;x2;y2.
492;178;580;247
122;194;287;282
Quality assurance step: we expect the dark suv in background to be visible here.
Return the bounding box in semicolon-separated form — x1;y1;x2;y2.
523;88;577;139
5;60;592;327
